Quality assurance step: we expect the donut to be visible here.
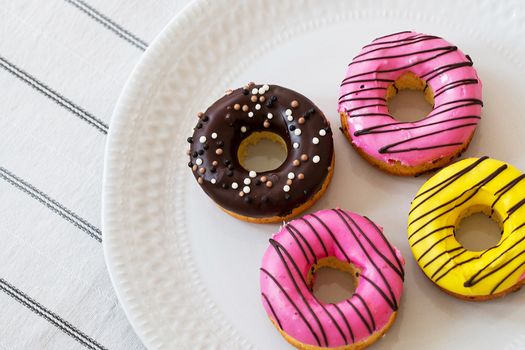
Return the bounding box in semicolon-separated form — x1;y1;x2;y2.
408;157;525;300
260;209;405;349
338;31;483;176
187;83;334;223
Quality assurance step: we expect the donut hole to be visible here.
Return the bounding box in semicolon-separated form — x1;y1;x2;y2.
237;131;288;172
386;72;434;122
455;206;502;252
307;257;359;304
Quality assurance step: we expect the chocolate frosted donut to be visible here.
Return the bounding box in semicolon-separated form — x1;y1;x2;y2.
187;83;334;223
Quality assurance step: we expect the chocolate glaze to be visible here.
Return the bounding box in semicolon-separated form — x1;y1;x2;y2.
187;84;334;218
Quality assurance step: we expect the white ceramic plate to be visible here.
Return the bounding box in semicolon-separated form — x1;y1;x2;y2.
102;1;525;349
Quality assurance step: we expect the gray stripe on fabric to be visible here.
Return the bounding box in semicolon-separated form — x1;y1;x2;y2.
0;166;102;242
0;278;108;350
65;0;149;51
0;56;108;134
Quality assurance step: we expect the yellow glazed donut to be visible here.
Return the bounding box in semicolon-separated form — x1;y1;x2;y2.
408;157;525;300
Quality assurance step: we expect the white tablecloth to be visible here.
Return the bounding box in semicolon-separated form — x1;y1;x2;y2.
0;1;188;348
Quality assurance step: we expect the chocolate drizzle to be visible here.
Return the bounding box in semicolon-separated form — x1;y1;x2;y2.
433;79;479;98
338;96;386;104
330;302;355;343
260;267;322;346
491;174;525;215
299;217;329;257
345;103;388;114
268;238;329;346
432;250;470;281
356;35;440;58
343;47;458;80
354;116;480;136
340;211;404;282
341;78;394;87
410;156;489;212
377;123;478;154
338;87;387;101
261;293;283;329
408;164;508;237
365;216;405;279
372;31;413;42
349;46;458;67
409;225;455;245
187;84;333;218
421;61;473;81
423;247;463;268
286;225;314;264
345;299;372;334
354;293;376;331
416;234;454;262
464;244;525;288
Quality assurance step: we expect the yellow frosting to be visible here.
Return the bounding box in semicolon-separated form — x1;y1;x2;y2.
408;157;525;297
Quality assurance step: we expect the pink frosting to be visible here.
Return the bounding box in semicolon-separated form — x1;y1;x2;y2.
338;31;482;167
259;209;405;347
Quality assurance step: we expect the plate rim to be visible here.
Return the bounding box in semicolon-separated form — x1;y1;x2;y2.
101;1;202;348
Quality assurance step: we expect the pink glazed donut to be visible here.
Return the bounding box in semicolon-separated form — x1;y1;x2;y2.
338;31;483;176
259;209;405;350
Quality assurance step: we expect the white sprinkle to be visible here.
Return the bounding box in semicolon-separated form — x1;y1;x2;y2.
244;178;251;185
251;88;258;94
263;84;270;91
231;182;239;189
288;172;295;180
312;137;319;144
248;112;254;118
199;136;207;143
211;179;216;184
285;109;292;116
249;170;257;178
283;185;290;192
255;104;261;110
241;126;247;133
267;113;273;119
319;129;327;136
294;129;302;136
258;87;265;95
287;115;293;122
313;155;321;163
196;158;203;165
243;186;251;194
211;132;218;139
293;142;299;149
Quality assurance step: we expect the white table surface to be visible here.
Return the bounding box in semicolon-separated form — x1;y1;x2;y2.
0;1;189;348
